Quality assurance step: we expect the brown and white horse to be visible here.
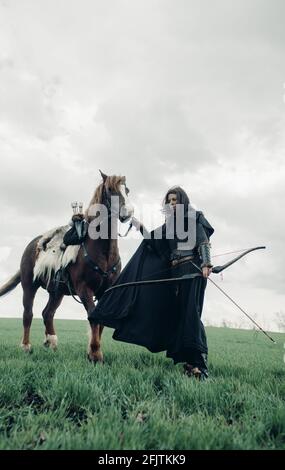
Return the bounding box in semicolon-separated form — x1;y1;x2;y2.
0;171;134;362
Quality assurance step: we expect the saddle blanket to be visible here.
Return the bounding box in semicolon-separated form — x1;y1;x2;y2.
33;226;80;285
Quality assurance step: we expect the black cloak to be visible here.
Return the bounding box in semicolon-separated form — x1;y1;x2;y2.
88;211;214;357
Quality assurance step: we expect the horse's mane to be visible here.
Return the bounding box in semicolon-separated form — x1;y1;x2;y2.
85;175;126;221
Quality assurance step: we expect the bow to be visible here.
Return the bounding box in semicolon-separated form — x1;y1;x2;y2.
105;246;266;293
212;246;265;273
103;245;275;343
104;272;202;293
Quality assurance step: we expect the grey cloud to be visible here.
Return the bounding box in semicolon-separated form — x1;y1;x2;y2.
0;69;62;141
0;57;14;70
88;96;216;189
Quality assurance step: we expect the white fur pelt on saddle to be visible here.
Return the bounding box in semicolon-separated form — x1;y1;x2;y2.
33;226;80;285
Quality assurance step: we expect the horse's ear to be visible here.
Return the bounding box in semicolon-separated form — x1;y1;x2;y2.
99;169;108;182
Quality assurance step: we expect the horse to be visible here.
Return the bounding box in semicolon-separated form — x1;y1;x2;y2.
0;171;134;362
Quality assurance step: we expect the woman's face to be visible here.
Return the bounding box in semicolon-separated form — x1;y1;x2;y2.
167;193;177;211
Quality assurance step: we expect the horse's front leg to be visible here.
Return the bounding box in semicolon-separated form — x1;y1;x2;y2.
78;286;103;363
42;292;64;350
88;322;104;363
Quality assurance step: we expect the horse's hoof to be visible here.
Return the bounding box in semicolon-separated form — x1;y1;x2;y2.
20;342;32;353
43;334;58;350
87;351;104;364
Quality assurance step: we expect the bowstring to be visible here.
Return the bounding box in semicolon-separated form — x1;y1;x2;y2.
212;248;255;258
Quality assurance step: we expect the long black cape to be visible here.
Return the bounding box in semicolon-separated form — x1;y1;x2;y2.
89;240;176;352
88;212;214;354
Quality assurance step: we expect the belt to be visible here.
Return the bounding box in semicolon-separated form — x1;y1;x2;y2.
171;255;194;267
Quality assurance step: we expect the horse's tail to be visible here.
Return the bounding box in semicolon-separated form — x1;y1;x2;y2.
0;271;21;297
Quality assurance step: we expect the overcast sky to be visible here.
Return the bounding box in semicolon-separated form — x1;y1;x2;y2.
0;0;284;334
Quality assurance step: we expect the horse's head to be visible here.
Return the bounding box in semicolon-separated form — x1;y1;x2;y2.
99;170;134;223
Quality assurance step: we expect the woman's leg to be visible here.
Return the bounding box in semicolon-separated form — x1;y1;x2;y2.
166;273;209;378
183;348;208;380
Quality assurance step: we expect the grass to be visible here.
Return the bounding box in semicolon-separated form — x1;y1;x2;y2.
0;318;284;450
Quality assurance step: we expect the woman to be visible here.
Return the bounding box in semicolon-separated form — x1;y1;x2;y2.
89;186;214;380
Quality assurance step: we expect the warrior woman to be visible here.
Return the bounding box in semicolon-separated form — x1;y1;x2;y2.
89;186;214;380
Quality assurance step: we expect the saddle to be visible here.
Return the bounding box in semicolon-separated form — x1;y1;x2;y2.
52;215;88;294
34;218;86;289
34;211;88;295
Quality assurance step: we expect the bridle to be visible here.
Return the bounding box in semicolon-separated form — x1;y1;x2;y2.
81;181;131;280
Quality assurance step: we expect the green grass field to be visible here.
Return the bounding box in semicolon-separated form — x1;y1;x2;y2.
0;318;284;450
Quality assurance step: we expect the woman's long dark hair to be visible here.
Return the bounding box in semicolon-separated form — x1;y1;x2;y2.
162;186;190;215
